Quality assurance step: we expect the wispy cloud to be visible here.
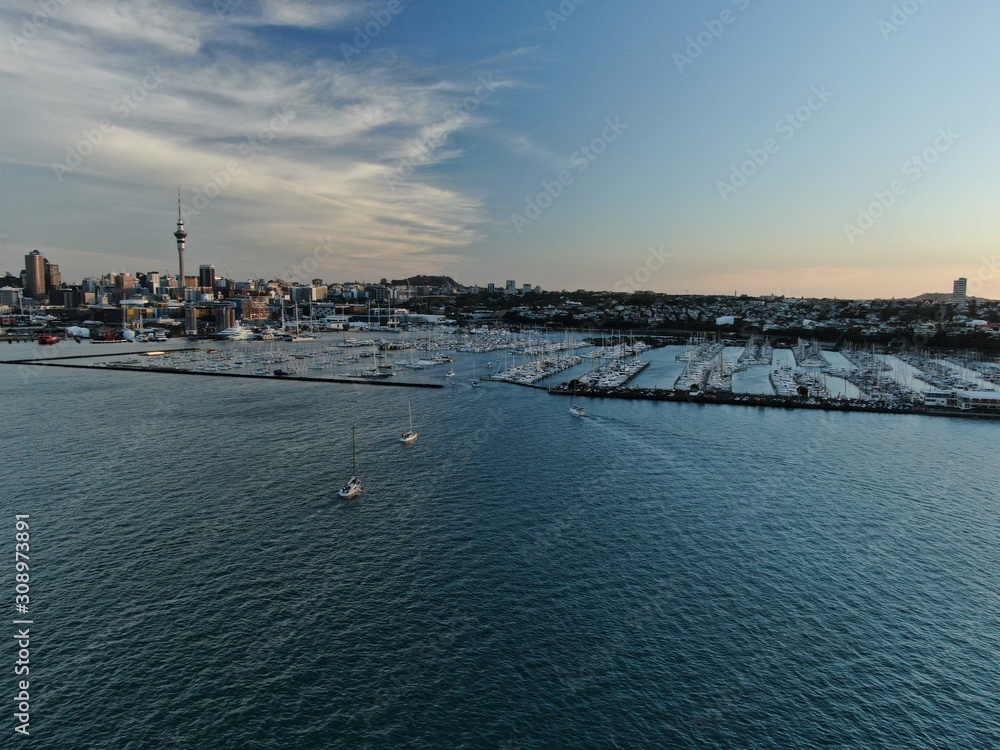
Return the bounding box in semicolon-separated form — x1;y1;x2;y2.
0;0;498;279
497;132;567;169
256;0;361;29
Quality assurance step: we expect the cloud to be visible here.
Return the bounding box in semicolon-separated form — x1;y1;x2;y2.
257;0;361;29
0;0;498;280
497;132;566;169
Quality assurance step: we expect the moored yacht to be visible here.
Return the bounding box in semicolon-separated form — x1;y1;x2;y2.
214;324;253;341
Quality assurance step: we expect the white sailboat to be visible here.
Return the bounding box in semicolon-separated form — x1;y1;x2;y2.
400;401;418;443
570;389;586;417
471;362;480;387
338;426;362;498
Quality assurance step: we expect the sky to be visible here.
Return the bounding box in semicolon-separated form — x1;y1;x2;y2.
1;0;999;299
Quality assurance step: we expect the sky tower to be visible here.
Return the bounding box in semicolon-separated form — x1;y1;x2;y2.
174;189;187;300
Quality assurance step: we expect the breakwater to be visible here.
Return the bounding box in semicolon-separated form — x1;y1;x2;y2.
0;352;445;388
548;384;919;415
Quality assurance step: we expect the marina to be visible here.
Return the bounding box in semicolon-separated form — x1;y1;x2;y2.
5;331;1000;418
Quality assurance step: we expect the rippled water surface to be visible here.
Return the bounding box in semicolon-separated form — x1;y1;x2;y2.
2;341;998;749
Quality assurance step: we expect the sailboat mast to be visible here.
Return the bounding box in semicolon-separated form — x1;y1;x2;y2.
352;426;358;477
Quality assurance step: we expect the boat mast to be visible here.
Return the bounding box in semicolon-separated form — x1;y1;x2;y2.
352;425;359;479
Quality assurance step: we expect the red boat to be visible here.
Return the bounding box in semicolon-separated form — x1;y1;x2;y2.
37;334;60;345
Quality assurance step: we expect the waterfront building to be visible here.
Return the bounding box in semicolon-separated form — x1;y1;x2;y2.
924;389;1000;414
49;288;81;308
0;286;22;309
24;250;46;299
184;305;199;335
214;303;236;331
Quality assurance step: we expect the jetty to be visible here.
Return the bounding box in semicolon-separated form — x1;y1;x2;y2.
0;350;444;388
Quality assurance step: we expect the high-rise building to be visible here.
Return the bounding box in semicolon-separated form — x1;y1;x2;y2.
199;264;215;289
116;273;135;296
146;271;161;293
505;279;516;294
184;305;199;335
214;303;236;331
44;261;61;290
952;277;968;308
174;190;187;301
24;250;46;299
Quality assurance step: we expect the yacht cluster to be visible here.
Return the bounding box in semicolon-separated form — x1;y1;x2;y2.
674;338;729;391
575;356;649;388
792;339;828;368
837;347;917;402
895;351;982;391
735;335;774;370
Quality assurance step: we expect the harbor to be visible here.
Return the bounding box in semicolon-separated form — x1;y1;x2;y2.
4;330;1000;418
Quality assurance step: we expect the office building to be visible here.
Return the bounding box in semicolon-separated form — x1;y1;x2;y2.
24;250;46;299
199;264;215;289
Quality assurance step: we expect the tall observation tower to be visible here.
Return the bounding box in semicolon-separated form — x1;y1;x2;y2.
174;189;187;300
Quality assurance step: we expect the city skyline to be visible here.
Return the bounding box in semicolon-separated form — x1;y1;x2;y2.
3;243;992;304
2;2;999;298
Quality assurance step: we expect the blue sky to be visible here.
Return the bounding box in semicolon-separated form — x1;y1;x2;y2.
1;0;997;298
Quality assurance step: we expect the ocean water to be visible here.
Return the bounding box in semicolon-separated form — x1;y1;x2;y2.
2;340;998;748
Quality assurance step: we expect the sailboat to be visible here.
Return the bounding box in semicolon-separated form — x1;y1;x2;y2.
400;402;418;443
338;426;362;498
471;362;480;387
570;389;586;417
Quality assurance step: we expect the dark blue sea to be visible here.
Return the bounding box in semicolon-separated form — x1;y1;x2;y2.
2;338;998;749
